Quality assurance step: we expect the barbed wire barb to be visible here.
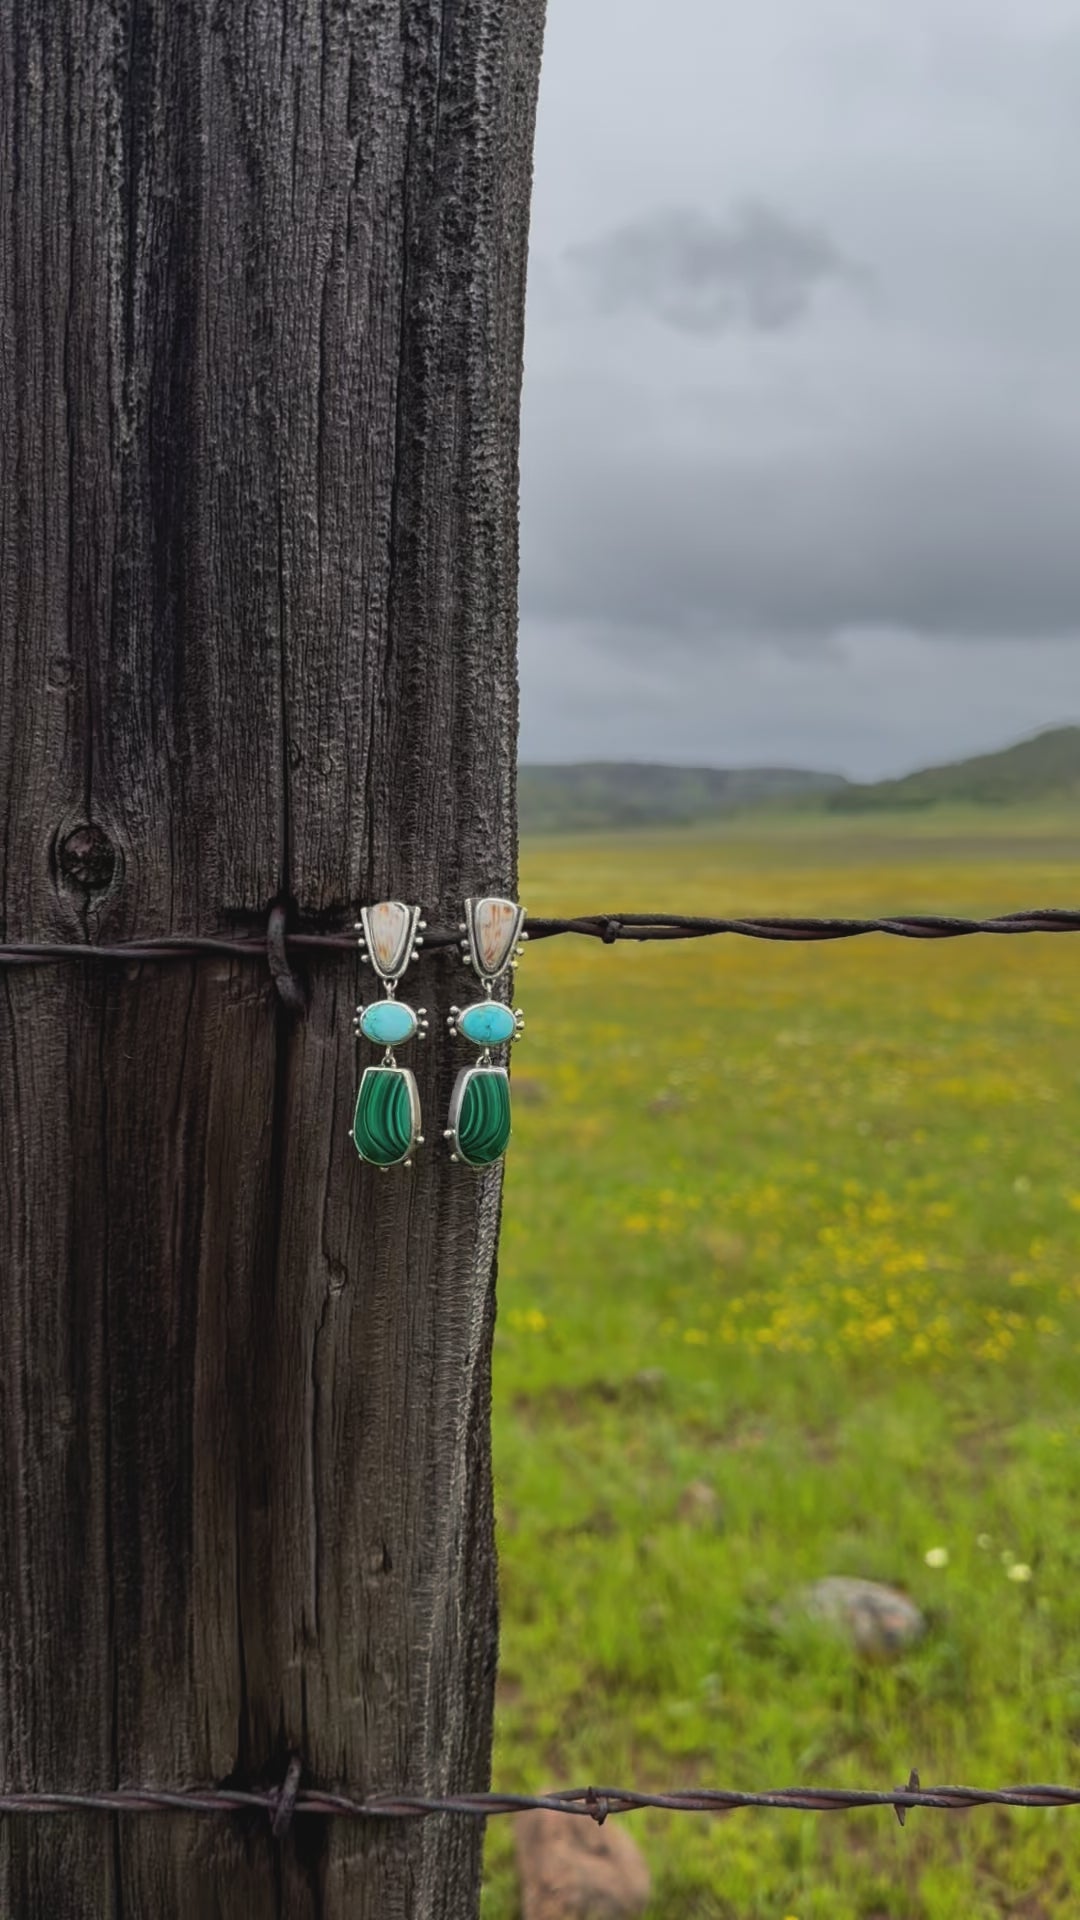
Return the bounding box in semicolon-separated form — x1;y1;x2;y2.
3;1776;1080;1826
0;905;1078;979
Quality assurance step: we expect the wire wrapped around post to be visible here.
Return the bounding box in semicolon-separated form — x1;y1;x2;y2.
0;903;1077;985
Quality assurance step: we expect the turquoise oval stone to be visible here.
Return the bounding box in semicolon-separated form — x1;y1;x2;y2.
458;1001;516;1047
359;1000;417;1047
456;1068;512;1167
353;1067;416;1165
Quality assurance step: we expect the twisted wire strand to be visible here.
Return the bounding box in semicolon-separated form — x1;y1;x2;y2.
0;905;1077;970
2;1774;1080;1832
0;906;1075;1012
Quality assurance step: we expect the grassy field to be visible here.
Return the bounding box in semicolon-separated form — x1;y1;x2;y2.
482;809;1080;1920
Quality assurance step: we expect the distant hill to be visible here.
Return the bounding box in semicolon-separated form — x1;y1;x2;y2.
518;727;1080;832
829;725;1080;813
517;762;848;833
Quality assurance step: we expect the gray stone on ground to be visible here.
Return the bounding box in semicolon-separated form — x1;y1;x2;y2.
514;1807;651;1920
802;1577;925;1658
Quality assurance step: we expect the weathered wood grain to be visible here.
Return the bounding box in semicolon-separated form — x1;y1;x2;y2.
0;1;545;1912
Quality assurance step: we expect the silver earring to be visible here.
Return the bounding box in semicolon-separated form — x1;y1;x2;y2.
351;902;429;1170
444;896;527;1167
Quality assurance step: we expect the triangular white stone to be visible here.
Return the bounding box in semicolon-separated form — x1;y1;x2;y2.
360;901;418;981
466;897;525;981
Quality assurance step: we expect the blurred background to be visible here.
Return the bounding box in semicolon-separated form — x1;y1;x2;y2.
486;4;1080;1916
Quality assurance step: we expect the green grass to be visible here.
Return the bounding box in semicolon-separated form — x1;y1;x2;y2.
483;810;1080;1919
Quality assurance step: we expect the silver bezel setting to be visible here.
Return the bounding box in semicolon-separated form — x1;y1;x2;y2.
356;901;424;984
356;1001;422;1047
443;1063;510;1169
353;1063;423;1170
447;999;525;1046
462;896;527;984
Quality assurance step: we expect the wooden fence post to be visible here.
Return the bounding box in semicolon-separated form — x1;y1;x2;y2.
0;2;545;1913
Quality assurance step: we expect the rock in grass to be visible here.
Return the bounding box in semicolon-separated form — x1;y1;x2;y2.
514;1807;651;1919
802;1577;925;1658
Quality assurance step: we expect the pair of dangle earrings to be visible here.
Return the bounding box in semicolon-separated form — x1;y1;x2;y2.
352;897;526;1172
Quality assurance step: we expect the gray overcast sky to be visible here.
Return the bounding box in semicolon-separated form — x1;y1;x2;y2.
518;0;1080;777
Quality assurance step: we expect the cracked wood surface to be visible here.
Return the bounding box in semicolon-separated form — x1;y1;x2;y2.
0;1;545;1913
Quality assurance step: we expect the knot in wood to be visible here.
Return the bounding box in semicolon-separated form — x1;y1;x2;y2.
58;824;117;892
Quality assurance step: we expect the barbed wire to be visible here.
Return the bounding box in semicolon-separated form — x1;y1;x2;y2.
4;907;1080;964
3;1769;1080;1836
524;908;1080;944
0;904;1077;996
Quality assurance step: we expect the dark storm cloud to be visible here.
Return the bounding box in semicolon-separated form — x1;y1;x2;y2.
521;405;1080;642
520;0;1080;772
566;201;867;335
516;622;1080;778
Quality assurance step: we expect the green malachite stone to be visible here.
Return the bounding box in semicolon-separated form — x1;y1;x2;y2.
456;1068;512;1167
353;1067;415;1166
